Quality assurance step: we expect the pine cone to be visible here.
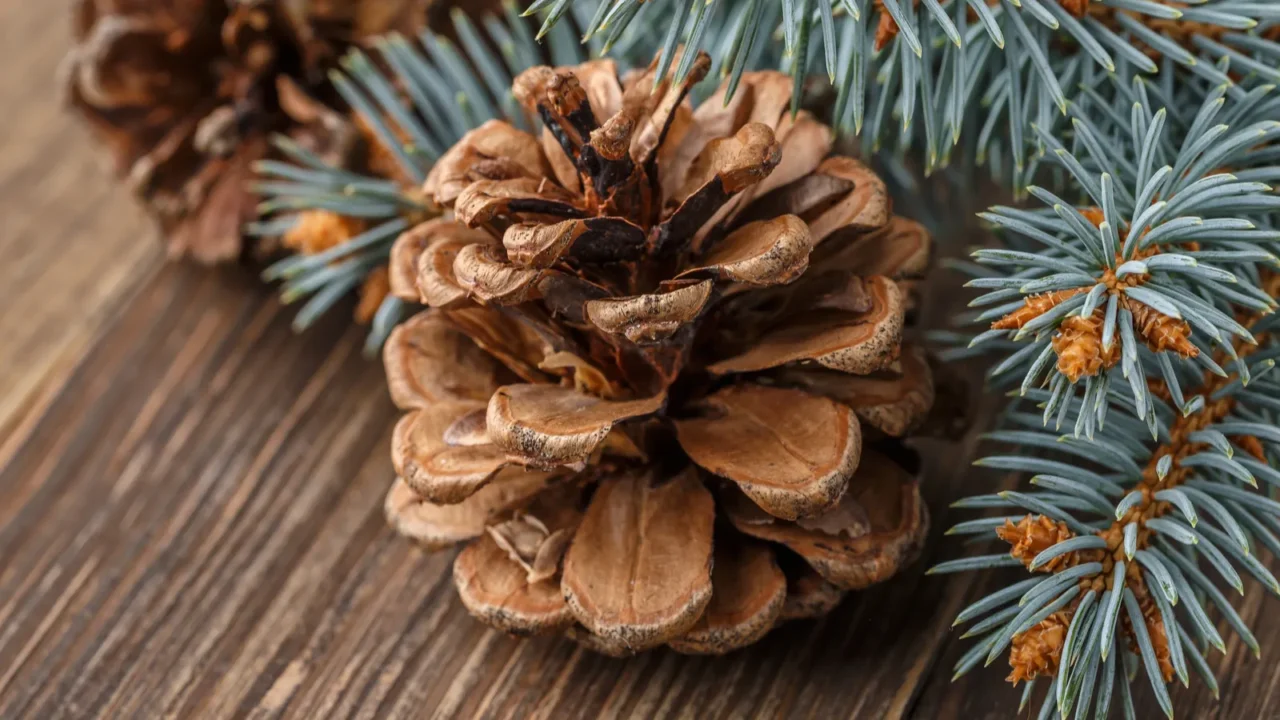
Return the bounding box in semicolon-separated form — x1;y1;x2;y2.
61;0;484;263
381;54;938;654
63;0;353;262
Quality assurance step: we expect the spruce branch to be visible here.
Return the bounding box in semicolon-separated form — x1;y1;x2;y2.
941;268;1279;715
533;1;1280;182
956;82;1279;434
933;56;1280;714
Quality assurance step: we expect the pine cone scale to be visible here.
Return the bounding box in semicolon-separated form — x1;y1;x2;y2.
584;279;713;344
414;226;495;309
485;384;665;468
667;537;788;655
679;215;813;287
453;529;575;636
779;564;845;621
655;122;784;255
391;403;509;504
453;488;584;636
708;275;905;376
439;305;557;384
775;343;937;437
809;216;932;283
722;449;928;590
423;120;553;207
561;467;716;651
742;113;834;206
383;310;506;408
674;384;862;521
385;469;550;551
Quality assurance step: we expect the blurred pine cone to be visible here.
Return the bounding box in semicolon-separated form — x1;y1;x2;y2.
382;53;940;655
61;0;493;263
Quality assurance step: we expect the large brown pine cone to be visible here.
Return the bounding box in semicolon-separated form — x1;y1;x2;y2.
381;53;937;655
60;0;478;263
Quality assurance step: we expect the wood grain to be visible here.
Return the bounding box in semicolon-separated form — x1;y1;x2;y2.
5;2;1280;719
0;0;158;444
8;259;1278;719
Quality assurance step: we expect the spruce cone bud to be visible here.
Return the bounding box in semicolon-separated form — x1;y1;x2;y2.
1007;611;1070;684
998;515;1076;572
1127;299;1197;357
1052;314;1120;383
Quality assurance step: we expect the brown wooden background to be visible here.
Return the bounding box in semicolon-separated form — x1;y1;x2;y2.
4;2;1279;717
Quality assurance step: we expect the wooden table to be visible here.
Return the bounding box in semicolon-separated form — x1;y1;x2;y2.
4;2;1279;717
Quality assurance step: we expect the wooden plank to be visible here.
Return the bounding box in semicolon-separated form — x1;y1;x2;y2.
5;3;1278;717
0;0;160;441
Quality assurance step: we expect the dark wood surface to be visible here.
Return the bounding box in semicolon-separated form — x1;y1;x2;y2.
5;2;1280;718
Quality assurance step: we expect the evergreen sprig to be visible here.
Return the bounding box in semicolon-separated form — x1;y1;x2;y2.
938;315;1279;717
936;80;1280;717
955;82;1279;432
